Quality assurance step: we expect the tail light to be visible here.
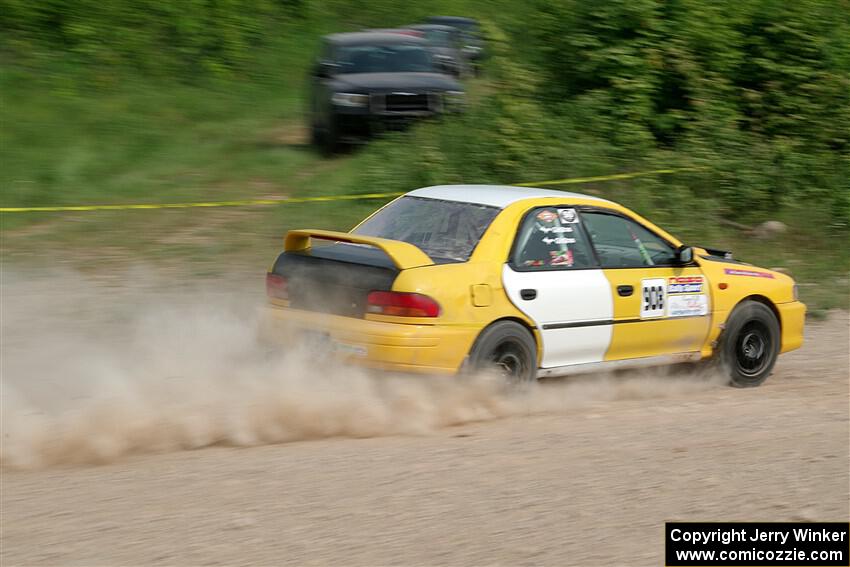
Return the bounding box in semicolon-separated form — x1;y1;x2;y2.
366;291;440;318
266;273;289;300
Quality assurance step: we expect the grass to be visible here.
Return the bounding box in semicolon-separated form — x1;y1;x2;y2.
1;61;847;312
1;73;306;210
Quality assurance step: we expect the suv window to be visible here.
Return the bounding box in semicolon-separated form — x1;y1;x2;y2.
422;29;452;47
580;211;677;268
511;207;596;270
337;45;434;74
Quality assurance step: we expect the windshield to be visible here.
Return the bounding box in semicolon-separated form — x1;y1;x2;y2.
423;30;452;47
353;196;500;263
337;45;435;74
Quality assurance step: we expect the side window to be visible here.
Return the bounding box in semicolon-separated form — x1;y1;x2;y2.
511;207;596;270
580;211;677;268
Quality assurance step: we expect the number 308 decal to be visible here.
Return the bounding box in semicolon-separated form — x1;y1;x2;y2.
641;278;666;318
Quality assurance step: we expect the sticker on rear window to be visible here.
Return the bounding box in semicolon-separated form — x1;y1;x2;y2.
558;208;579;223
541;237;576;245
536;209;557;222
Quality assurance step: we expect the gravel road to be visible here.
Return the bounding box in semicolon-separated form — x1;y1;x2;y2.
2;310;847;566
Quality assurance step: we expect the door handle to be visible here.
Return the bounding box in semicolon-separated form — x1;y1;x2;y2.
520;289;537;300
617;285;634;297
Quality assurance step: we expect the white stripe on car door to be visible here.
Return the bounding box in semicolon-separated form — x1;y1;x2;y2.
502;265;614;368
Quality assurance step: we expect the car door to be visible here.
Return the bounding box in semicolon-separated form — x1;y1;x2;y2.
579;209;711;361
502;206;614;368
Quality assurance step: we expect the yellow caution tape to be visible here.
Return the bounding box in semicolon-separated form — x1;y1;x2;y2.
515;167;704;187
0;167;702;213
0;192;406;213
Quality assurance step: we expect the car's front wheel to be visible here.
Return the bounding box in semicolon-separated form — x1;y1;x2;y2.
467;321;537;384
310;120;323;147
720;300;780;387
310;107;339;155
321;117;340;155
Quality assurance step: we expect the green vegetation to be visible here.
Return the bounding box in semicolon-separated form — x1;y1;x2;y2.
1;0;847;309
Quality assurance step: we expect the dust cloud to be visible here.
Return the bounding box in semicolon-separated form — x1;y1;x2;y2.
1;268;725;469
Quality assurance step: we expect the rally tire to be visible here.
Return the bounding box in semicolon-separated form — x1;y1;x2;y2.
467;321;537;383
720;300;780;388
322;123;339;155
310;121;323;148
311;112;339;156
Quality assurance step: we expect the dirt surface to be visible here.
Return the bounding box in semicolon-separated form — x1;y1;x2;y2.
2;310;848;566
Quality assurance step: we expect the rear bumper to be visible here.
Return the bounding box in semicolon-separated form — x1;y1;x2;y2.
260;306;479;375
777;300;806;353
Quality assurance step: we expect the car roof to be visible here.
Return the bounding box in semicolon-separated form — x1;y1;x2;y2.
405;185;612;209
326;32;427;46
367;28;423;35
426;16;479;25
409;24;457;32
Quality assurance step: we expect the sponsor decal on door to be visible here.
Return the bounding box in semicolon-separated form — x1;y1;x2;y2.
641;278;667;318
667;275;704;294
665;276;708;317
667;294;708;317
642;276;710;319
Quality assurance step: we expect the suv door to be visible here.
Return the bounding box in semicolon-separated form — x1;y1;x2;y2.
502;206;614;368
579;209;711;361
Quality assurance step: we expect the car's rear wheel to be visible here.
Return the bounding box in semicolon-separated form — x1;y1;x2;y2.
467;321;537;384
720;300;780;387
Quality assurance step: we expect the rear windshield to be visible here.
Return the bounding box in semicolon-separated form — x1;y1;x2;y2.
353;196;500;263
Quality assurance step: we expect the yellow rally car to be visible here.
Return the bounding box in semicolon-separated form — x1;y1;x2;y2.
264;185;805;386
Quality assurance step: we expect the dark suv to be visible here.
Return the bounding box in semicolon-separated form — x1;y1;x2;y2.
309;32;465;152
407;24;471;78
424;16;485;72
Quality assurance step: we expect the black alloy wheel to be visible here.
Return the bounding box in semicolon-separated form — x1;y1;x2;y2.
468;321;537;384
721;300;780;387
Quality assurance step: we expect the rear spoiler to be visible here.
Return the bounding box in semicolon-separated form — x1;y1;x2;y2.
284;229;434;271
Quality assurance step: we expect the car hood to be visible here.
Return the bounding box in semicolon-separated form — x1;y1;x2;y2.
332;73;462;92
697;250;795;287
429;47;458;57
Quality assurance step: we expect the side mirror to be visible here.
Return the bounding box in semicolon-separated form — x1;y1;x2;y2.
434;58;453;74
317;61;338;78
675;246;694;265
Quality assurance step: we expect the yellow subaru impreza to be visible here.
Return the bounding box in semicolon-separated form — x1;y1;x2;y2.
264;185;805;386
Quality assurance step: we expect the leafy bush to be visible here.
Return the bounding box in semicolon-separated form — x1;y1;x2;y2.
2;0;847;229
355;0;849;230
